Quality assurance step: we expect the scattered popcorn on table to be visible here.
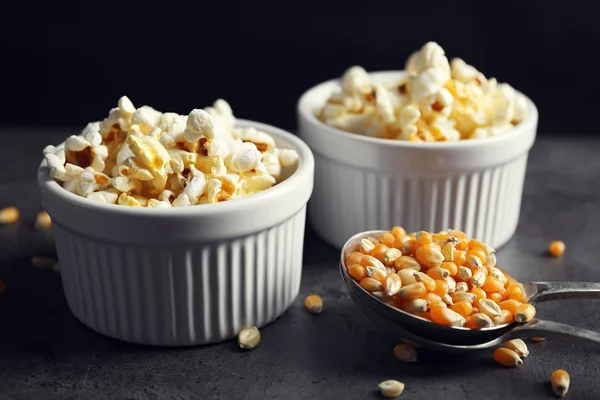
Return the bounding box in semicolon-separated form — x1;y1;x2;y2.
318;42;529;141
43;98;300;206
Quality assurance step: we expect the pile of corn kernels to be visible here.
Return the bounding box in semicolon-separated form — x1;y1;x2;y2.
43;98;299;207
318;42;529;141
344;227;536;328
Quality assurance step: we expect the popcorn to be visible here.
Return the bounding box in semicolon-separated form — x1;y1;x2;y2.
43;98;300;207
318;42;529;142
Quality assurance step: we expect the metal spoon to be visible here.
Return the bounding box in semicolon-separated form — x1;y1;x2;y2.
340;230;600;353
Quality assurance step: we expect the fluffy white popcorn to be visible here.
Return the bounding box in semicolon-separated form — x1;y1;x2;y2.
43;97;300;206
318;42;529;142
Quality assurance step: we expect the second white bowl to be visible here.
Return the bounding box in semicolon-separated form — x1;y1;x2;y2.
298;71;538;249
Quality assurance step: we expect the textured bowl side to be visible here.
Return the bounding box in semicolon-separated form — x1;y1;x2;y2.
53;206;307;347
309;154;528;249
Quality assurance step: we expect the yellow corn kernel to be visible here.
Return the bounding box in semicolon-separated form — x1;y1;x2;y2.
465;254;483;270
360;277;384;293
488;266;508;283
456;266;472;281
378;380;405;398
471;287;487;306
451;291;476;304
493;347;523;367
479;299;503;319
401;239;418;255
360;238;376;254
390;226;407;239
415;245;444;269
379;232;396;247
455;282;469;292
372;244;390;262
426;267;449;280
531;337;546;342
448;229;467;239
366;266;388;283
345;251;364;267
362;255;386;270
430;306;465;327
238;326;261;349
416;230;433;246
507;285;524;302
549;241;566;257
515;303;536;323
504;339;529;358
412;271;436;291
551;369;570;397
471;306;479;314
0;207;20;224
402;298;430;314
442;293;454;306
467;247;488;265
398;282;427;300
445;276;457;293
348;264;367;281
471;270;486;288
468;238;494;254
397;269;418;286
304;294;323;314
382;248;402;265
466;313;493;329
34;210;52;230
493;309;513;325
394;256;421;271
386;273;402;296
432;280;449;297
488;292;503;304
450;300;473;318
482;276;504;293
440;261;458;277
453;249;467;266
499;299;521;315
0;280;6;295
393;343;418;363
420;292;443;308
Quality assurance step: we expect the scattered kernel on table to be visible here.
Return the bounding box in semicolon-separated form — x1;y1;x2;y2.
493;347;523;367
304;294;323;314
531;337;546;342
344;227;536;329
0;207;20;224
549;240;566;257
551;369;570;397
503;339;529;358
34;210;52;230
378;380;405;398
392;343;418;363
237;326;261;349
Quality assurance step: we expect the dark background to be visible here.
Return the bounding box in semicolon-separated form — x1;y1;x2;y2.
1;0;598;134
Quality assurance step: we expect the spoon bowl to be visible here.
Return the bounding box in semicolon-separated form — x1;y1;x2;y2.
341;230;600;352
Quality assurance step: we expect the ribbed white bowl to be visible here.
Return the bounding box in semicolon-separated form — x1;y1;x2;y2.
298;71;537;249
38;120;314;346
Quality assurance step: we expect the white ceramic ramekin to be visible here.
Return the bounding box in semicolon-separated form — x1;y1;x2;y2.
298;71;537;249
38;119;314;347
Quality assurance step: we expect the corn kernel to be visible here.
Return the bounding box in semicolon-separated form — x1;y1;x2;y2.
348;264;367;281
549;241;565;257
457;266;472;281
304;294;323;314
488;267;507;283
383;248;402;265
386;273;402;296
471;287;487;306
441;293;453;306
430;306;465;326
397;269;418;286
471;270;486;288
455;282;469;292
482;276;504;293
34;210;52;231
0;207;20;224
440;261;458;276
432;280;449;297
346;251;364;267
531;337;546;342
416;231;433;245
402;298;430;313
451;291;476;303
394;256;420;271
415;245;444;268
445;276;457;293
493;347;523;367
493;309;513;325
551;369;570;397
378;380;405;398
398;282;427;300
379;232;396;247
515;303;536;323
466;313;493;329
488;292;503;304
479;299;503;318
468;247;488;265
238;326;261;349
503;339;529;358
366;266;387;282
393;343;418;363
360;238;376;254
420;292;443;308
360;277;384;292
390;226;406;239
507;285;524;301
465;254;483;270
412;271;436;291
361;255;386;270
401;239;418;255
499;299;520;316
372;244;390;262
453;249;467;266
450;300;473;318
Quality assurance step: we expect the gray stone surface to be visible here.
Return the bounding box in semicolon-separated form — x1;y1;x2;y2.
0;130;599;399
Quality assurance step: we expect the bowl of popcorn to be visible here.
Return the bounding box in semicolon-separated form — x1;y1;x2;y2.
38;97;314;346
297;42;538;249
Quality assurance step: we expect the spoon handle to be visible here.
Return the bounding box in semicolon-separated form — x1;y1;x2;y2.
530;281;600;302
507;319;600;350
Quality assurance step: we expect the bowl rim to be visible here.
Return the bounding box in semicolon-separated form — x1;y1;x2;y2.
297;70;538;150
37;118;315;218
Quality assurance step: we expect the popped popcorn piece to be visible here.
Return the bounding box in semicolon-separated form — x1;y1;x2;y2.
318;42;529;142
44;98;299;207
